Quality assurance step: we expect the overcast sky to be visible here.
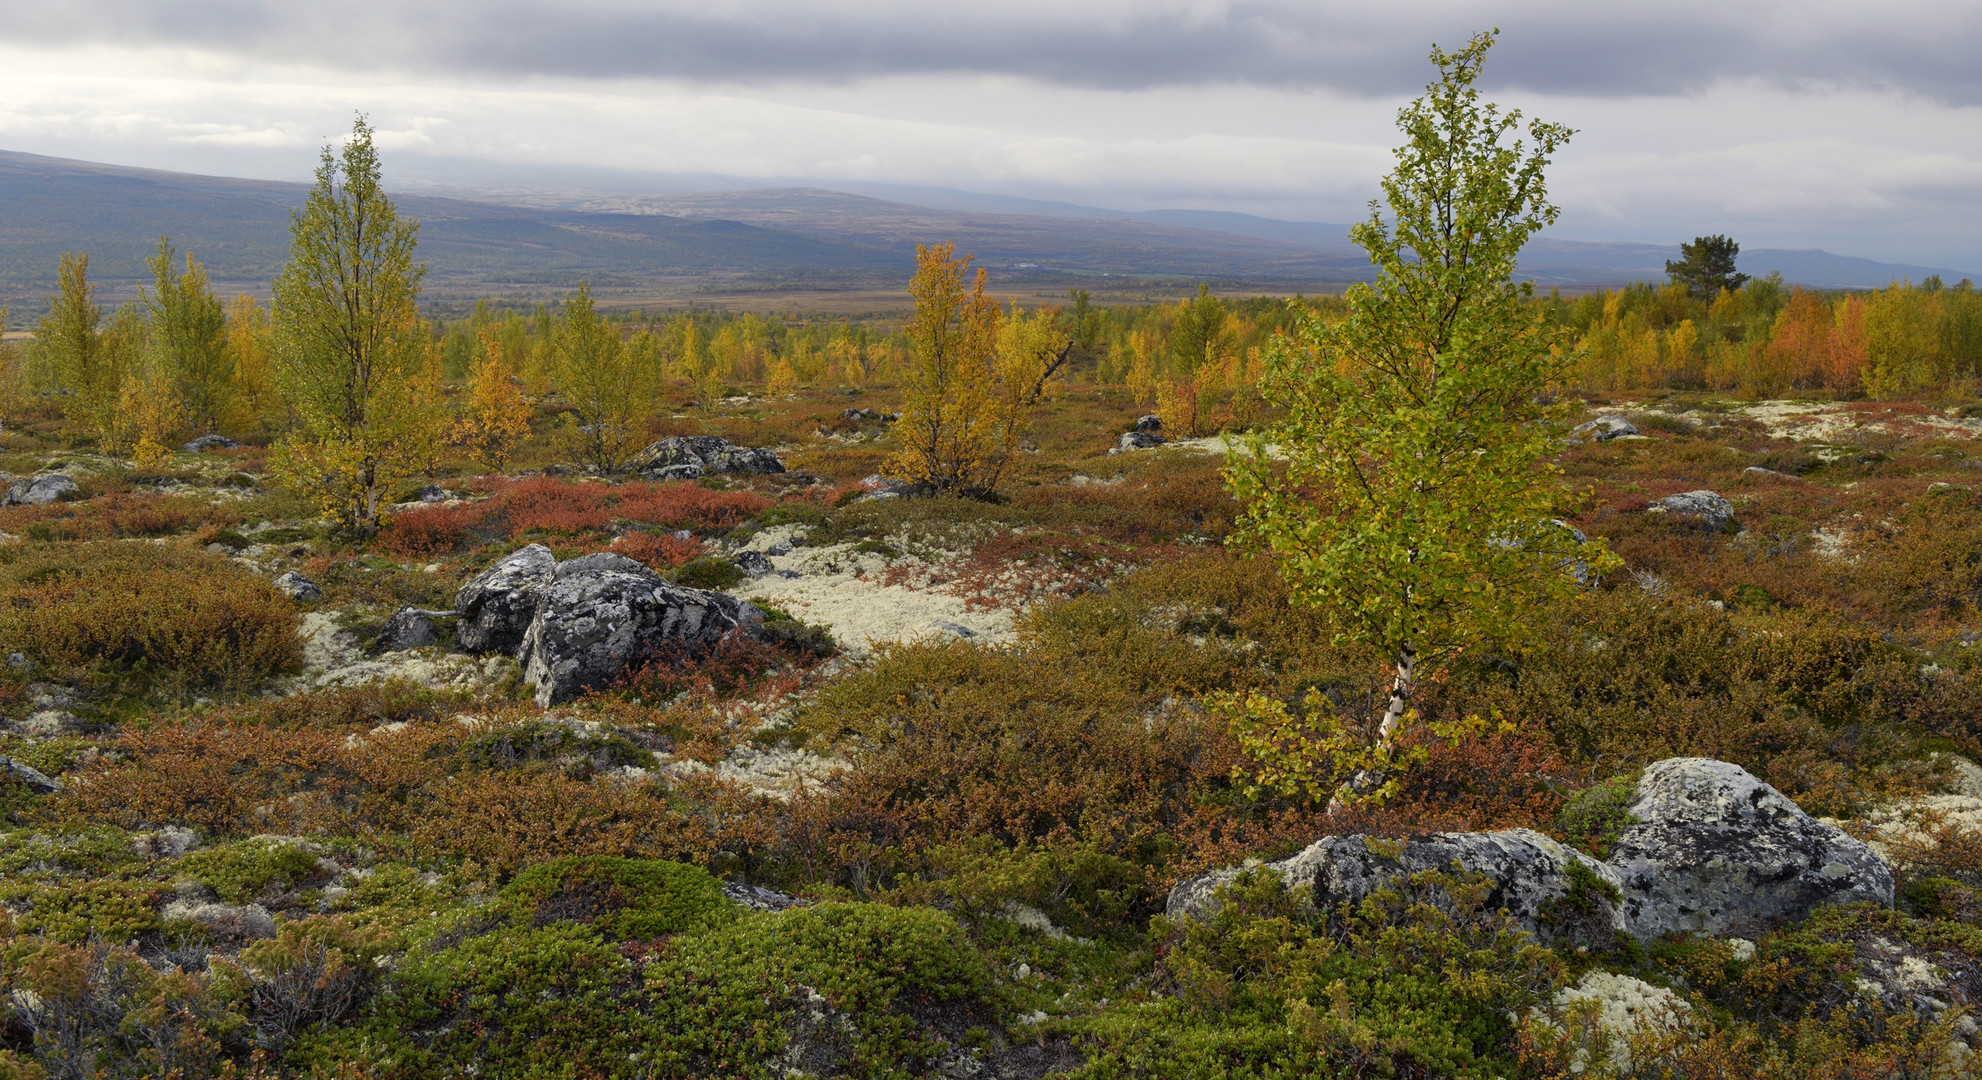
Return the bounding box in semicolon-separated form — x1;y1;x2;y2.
3;0;1978;270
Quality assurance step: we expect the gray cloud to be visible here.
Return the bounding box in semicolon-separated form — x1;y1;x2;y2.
11;1;1982;102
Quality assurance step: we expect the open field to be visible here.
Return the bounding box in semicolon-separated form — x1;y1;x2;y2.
7;372;1982;1076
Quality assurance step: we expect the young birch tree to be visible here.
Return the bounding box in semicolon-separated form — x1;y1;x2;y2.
143;239;231;437
548;282;659;473
270;116;434;534
37;253;132;448
1223;32;1616;805
886;244;1067;496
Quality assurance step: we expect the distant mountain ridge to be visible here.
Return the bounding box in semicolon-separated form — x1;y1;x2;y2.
0;149;1969;316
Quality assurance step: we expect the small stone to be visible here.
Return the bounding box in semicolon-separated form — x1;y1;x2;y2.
373;608;438;652
765;539;793;557
0;757;62;794
732;550;775;578
1571;415;1640;442
722;881;811;912
271;571;324;602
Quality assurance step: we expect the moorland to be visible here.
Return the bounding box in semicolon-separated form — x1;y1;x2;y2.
7;37;1982;1080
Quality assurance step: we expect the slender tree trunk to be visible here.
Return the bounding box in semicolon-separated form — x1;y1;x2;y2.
1377;644;1416;742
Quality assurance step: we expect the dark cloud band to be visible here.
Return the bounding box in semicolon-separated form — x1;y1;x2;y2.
12;1;1982;103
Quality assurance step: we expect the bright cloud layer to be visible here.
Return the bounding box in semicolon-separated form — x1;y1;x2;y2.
3;1;1979;270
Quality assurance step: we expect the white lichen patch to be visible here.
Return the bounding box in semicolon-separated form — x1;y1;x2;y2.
1539;971;1692;1075
735;535;1015;655
656;743;850;802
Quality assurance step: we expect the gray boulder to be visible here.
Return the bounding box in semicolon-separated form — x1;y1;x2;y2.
1572;415;1640;442
1648;490;1736;533
373;608;438;652
4;473;76;506
1606;758;1893;939
1134;414;1163;433
184;434;244;452
648;463;704;482
1168;828;1626;943
630;436;784;476
517;552;764;706
271;572;323;603
1118;431;1167;451
454;544;557;655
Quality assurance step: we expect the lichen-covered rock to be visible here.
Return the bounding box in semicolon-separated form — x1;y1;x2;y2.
183;434;244;452
1134;414;1163;432
271;571;323;602
732;550;775;578
1606;757;1894;938
1647;489;1736;533
373;608;438;652
455;544;556;655
4;473;76;506
1572;415;1640;442
0;756;62;794
1167;828;1626;942
629;435;784;476
517;552;764;706
723;881;812;912
1118;431;1167;451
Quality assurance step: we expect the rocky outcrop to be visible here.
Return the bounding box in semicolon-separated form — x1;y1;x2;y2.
1173;758;1894;944
1117;431;1167;451
1572;415;1640;442
629;436;785;476
1134;414;1163;433
271;572;323;602
1607;758;1893;938
516;552;764;706
184;434;244;452
1647;490;1736;533
4;473;76;506
454;544;557;654
1167;828;1625;943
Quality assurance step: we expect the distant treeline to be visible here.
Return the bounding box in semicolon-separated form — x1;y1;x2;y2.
5;240;1977;463
1548;274;1982;398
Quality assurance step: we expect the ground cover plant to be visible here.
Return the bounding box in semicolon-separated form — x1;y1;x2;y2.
9;35;1982;1080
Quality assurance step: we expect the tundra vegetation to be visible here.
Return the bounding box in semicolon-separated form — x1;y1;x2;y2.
4;45;1982;1080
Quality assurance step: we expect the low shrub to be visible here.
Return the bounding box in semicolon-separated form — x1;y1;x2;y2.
0;541;300;697
178;838;328;904
1555;773;1642;858
503;855;732;939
